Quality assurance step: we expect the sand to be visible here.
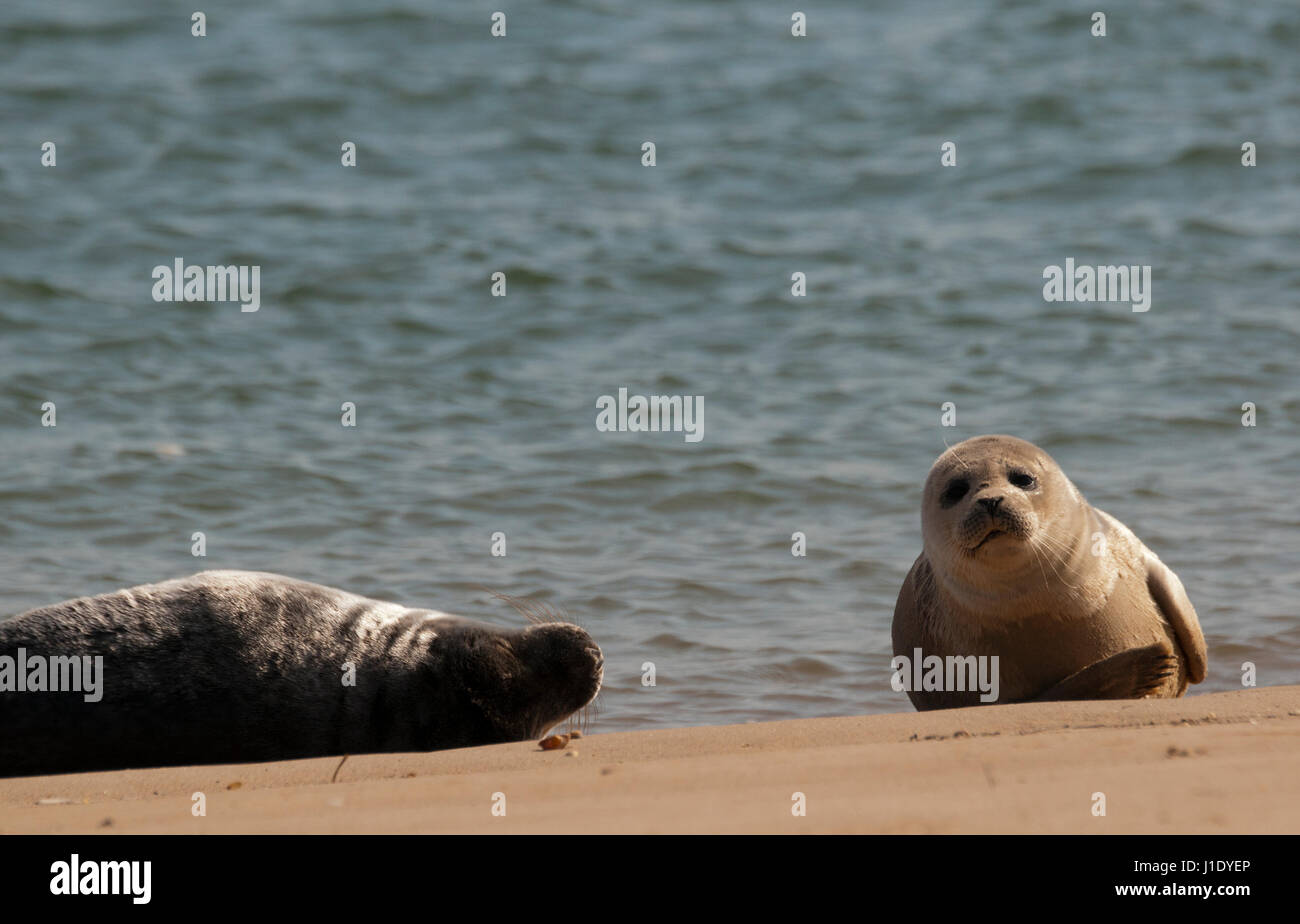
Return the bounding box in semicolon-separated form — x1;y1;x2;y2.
2;685;1297;834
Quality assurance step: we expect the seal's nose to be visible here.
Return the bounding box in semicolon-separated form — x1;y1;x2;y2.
976;496;1002;513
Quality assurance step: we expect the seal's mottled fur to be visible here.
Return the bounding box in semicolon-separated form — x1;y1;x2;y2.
0;571;603;776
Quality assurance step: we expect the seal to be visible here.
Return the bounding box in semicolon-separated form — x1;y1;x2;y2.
0;570;603;776
892;435;1207;711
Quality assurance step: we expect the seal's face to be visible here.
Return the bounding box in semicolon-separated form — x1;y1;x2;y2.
922;435;1073;572
436;620;604;746
509;622;605;736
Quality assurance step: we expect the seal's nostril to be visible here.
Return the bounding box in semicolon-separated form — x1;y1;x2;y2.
976;497;1002;512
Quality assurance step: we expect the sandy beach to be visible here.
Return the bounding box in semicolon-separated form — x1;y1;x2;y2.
3;685;1297;835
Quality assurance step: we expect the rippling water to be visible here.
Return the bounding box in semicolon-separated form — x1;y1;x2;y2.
2;0;1298;732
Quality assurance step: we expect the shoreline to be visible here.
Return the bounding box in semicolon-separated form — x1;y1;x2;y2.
3;685;1297;834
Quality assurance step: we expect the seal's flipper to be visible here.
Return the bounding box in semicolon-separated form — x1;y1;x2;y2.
1034;644;1177;702
1144;551;1207;684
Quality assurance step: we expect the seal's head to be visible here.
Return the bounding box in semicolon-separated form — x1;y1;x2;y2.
921;435;1086;583
433;619;604;746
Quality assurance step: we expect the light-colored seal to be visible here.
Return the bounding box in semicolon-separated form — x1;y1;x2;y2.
892;435;1207;711
0;570;603;776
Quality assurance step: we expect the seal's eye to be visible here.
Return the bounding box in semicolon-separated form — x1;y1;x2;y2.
1008;471;1036;489
940;478;969;506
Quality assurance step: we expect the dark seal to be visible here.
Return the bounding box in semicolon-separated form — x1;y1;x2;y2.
0;570;603;776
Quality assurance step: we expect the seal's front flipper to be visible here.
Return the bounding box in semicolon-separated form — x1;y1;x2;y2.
1034;644;1177;702
1144;550;1207;684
